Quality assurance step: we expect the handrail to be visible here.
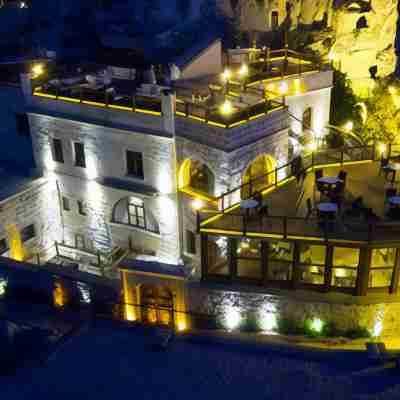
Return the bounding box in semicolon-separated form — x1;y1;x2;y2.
212;144;383;215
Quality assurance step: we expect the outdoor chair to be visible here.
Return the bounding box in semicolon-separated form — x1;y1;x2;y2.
338;170;347;183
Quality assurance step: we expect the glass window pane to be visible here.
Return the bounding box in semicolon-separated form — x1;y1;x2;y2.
300;245;326;265
236;238;261;259
369;269;393;288
237;259;262;279
269;241;293;261
299;264;325;285
331;268;357;288
268;260;292;281
333;247;360;267
371;248;397;268
207;236;229;276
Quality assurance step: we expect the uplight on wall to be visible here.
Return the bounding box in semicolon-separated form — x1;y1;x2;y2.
372;321;383;338
279;82;288;95
259;312;277;332
379;143;387;155
177;320;187;332
309;318;324;334
192;198;203;211
223;307;242;331
344;121;353;132
238;64;248;78
0;278;8;297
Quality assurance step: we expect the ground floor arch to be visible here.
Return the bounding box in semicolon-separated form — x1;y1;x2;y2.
242;154;277;198
178;158;215;196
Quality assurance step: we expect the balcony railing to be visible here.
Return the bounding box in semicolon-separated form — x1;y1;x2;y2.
214;145;378;214
198;211;400;245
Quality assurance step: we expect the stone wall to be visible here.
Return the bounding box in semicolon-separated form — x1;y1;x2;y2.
28;113;181;264
188;283;400;336
0;177;61;261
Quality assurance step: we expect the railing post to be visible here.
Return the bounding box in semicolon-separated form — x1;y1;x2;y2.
275;168;278;186
340;150;344;166
283;216;287;238
221;195;225;212
132;95;136;112
55;241;59;257
243;213;247;236
311;151;315;168
389;143;392;159
196;211;201;233
185;102;189;117
79;86;83;103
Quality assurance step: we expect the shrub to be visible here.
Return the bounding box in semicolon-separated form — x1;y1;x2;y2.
277;318;304;335
345;327;371;339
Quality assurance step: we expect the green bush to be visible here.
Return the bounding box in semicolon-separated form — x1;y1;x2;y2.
277;318;304;335
344;327;371;339
240;316;261;333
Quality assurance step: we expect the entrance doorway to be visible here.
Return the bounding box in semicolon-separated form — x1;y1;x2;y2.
140;285;174;327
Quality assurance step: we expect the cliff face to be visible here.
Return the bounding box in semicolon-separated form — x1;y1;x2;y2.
220;0;398;96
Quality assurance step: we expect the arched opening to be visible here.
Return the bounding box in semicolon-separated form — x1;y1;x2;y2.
302;107;313;131
356;16;368;30
178;159;215;196
140;285;174;326
242;154;277;198
271;10;279;30
112;196;159;234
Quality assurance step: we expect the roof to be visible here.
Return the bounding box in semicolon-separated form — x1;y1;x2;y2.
119;256;186;279
0;168;43;203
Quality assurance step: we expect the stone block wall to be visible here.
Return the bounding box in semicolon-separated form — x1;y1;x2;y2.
0;178;61;261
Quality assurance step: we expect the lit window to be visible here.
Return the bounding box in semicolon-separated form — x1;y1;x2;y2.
331;247;359;288
128;197;146;228
369;248;396;288
267;241;293;281
299;244;326;285
236;238;262;280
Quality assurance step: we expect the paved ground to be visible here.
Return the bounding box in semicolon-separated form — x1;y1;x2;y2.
2;314;400;400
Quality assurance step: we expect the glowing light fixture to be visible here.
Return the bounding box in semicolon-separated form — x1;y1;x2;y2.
259;313;277;332
32;63;44;78
192;198;203;211
379;143;387;154
20;1;27;8
344;121;353;132
307;141;318;152
310;318;324;333
177;321;187;332
238;64;248;78
224;307;241;331
221;68;232;82
372;321;383;338
389;86;397;95
279;81;288;95
220;99;233;115
0;278;8;297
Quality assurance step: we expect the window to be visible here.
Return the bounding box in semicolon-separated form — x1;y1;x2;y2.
0;238;8;254
62;196;70;211
207;236;229;276
271;11;279;30
128;197;146;228
74;142;86;168
331;247;359;288
369;248;396;288
267;241;293;281
299;244;326;285
15;113;30;137
235;238;262;279
53;138;64;163
126;151;144;179
20;224;36;242
186;230;196;255
75;234;85;249
190;160;214;194
77;200;87;216
302;107;313;131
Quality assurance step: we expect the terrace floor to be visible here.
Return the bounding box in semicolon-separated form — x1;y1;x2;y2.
202;160;400;244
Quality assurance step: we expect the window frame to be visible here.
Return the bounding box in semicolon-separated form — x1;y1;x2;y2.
127;198;146;229
20;224;36;243
52;138;64;163
62;196;70;212
126;150;144;179
77;200;87;216
74;141;86;168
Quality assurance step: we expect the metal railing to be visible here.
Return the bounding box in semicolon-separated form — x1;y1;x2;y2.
214;145;377;214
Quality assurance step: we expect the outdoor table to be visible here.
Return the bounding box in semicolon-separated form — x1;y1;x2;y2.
318;202;338;213
317;176;342;185
388;196;400;206
240;199;259;209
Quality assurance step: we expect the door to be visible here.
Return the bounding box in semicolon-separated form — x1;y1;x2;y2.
140;285;174;327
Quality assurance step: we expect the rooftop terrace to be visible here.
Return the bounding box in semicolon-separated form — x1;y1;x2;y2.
28;48;329;131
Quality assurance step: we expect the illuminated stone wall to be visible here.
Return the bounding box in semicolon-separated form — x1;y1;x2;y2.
188;284;400;336
0;178;61;261
28;113;181;264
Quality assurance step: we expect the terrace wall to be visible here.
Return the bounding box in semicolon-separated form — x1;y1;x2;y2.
188;283;400;337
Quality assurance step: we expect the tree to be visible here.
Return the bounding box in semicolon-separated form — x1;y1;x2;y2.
363;81;400;144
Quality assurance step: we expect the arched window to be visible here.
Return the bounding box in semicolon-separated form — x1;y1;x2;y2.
302;107;313;131
356;16;368;30
112;196;159;234
178;159;215;196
